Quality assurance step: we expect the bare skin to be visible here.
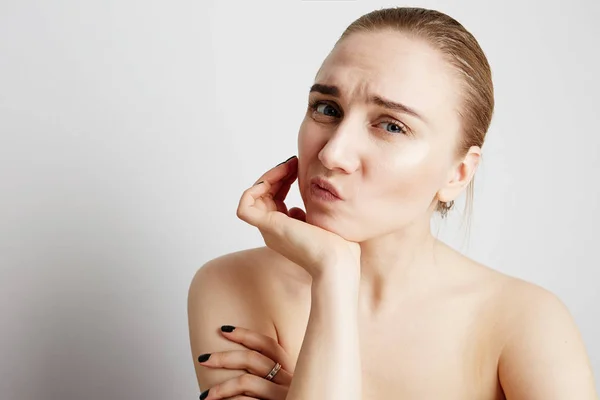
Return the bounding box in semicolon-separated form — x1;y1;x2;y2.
189;244;596;399
189;29;597;399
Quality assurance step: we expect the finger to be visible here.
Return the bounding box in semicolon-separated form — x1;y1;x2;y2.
272;162;298;213
271;167;297;215
236;180;276;227
259;156;298;203
197;350;292;386
272;157;298;202
219;326;293;372
203;374;287;400
252;156;297;188
237;157;299;226
259;157;298;214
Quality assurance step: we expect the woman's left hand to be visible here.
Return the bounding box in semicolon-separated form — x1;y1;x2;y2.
197;325;294;400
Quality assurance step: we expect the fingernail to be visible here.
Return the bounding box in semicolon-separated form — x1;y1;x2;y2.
276;155;297;167
199;389;209;400
197;353;211;363
253;180;264;186
221;325;235;333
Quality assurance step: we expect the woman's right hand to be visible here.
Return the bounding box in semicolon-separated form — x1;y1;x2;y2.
236;155;361;280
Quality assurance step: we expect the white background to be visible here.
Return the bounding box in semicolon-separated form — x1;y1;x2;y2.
1;1;598;399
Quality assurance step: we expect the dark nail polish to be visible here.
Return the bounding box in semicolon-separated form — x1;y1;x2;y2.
276;155;296;166
197;353;211;363
221;325;235;333
199;389;209;400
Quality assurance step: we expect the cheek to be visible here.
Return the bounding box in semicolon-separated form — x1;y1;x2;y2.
297;120;319;192
371;142;447;205
297;120;327;165
297;119;321;154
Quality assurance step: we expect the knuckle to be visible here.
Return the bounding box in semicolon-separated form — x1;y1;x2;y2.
236;205;248;221
239;373;255;387
210;385;222;398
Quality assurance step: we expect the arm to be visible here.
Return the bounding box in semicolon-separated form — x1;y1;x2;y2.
187;257;280;392
217;154;364;399
285;268;362;400
188;257;363;400
498;286;598;399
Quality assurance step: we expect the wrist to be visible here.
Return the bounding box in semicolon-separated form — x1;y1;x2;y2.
311;262;360;297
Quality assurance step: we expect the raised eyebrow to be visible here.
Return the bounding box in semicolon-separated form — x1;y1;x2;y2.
369;95;427;124
309;83;339;97
309;83;427;124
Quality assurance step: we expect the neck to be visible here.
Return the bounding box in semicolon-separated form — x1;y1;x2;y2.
357;217;442;317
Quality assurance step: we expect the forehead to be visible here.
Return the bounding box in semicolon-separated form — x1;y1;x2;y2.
315;30;461;131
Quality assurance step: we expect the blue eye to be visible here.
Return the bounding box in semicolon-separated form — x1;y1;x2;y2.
310;101;340;117
379;121;408;135
308;100;410;136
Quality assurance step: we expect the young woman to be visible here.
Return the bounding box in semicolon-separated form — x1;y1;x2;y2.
188;7;597;400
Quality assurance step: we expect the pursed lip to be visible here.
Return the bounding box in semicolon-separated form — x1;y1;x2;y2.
309;176;343;200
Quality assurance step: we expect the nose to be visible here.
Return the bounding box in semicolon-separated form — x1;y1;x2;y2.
317;119;360;174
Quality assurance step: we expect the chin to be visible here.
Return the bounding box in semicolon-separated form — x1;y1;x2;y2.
305;210;362;242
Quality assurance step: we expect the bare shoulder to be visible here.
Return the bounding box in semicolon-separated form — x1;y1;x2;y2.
479;266;573;325
188;246;305;332
187;246;309;391
495;273;570;317
492;274;597;397
489;268;587;354
439;243;581;341
467;256;577;328
441;243;568;312
446;249;596;398
189;245;311;307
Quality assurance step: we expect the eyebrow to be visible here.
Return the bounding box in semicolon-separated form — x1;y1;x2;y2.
309;83;427;123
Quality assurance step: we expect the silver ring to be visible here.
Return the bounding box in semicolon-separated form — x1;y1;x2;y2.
264;362;281;381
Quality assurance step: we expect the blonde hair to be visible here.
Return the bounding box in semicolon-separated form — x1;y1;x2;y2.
337;7;494;224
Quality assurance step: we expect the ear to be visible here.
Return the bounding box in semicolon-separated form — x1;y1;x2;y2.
437;146;481;203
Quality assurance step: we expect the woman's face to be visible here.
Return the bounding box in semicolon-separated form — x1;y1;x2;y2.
297;30;467;241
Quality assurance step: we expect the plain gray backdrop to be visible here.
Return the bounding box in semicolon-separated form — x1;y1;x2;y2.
1;0;598;399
